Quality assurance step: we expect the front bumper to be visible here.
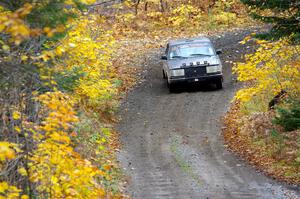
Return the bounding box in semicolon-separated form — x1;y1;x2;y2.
169;74;223;84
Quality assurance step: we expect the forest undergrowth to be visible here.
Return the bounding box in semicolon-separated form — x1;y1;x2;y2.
223;0;300;185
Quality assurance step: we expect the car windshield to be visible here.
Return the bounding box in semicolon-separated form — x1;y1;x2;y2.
169;43;215;59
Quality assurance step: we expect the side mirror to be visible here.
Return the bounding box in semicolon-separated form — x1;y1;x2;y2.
216;49;222;55
161;55;168;60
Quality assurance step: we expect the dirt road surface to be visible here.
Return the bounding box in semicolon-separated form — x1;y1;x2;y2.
117;29;300;199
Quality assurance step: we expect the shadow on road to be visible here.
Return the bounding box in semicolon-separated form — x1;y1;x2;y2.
164;82;224;93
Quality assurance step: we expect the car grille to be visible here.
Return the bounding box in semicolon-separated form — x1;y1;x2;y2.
184;66;206;78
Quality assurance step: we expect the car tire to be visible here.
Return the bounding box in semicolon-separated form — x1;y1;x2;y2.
216;79;223;89
167;81;176;93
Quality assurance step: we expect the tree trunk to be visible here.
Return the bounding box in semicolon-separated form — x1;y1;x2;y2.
135;0;140;15
144;1;148;12
160;0;165;12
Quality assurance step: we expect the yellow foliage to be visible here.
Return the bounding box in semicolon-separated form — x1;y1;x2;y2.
14;126;21;133
29;91;106;198
12;111;21;120
0;142;19;161
53;15;117;109
169;4;202;27
18;167;28;176
65;0;96;5
0;0;95;47
21;195;29;199
233;39;300;105
213;12;236;25
0;142;22;198
38;92;78;132
0;182;21;199
0;3;35;45
0;1;123;198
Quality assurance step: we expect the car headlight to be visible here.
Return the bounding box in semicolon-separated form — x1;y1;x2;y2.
170;69;185;77
206;65;222;73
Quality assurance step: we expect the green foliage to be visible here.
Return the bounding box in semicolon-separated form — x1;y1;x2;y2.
54;66;86;92
269;129;287;158
1;0;84;29
271;129;285;149
273;100;300;131
240;0;300;42
73;112;122;193
27;1;75;28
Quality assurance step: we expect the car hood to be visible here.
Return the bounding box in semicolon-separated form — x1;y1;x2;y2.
167;56;221;69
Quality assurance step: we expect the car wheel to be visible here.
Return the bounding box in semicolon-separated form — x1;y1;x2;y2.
167;81;176;92
216;79;223;89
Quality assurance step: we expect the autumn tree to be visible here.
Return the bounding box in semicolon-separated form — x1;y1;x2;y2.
0;0;119;198
240;0;300;42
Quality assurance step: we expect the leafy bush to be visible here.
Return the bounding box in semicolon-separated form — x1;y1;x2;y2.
273;100;300;131
233;39;300;105
168;4;202;27
213;11;236;25
55;66;86;92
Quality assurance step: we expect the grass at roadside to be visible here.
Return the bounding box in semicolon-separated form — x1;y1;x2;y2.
170;136;202;186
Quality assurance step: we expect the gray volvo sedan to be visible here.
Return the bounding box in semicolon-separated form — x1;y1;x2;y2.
161;37;223;92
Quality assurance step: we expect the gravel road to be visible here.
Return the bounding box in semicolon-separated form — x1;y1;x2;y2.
117;29;300;199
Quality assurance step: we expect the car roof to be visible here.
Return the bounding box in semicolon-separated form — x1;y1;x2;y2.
168;37;212;46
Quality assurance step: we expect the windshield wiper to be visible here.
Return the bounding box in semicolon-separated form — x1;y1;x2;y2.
189;54;212;57
170;55;188;59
